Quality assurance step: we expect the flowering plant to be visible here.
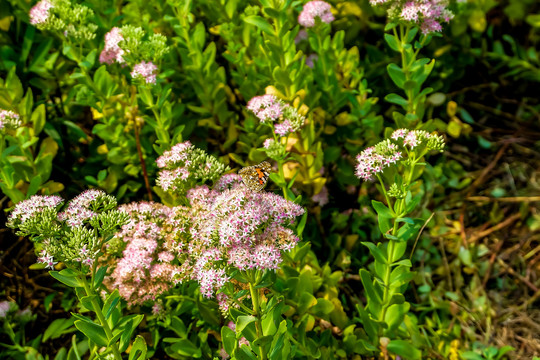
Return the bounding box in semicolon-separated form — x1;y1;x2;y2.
6;190;147;360
0;71;59;203
355;129;445;357
2;0;532;358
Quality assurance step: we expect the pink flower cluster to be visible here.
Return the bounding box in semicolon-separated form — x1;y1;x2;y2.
57;189;105;227
369;0;453;35
247;95;282;123
247;95;305;139
156;141;193;191
157;141;193;168
37;248;58;269
400;0;454;34
182;175;304;297
355;140;403;181
131;61;158;85
105;176;303;303
107;202;184;306
298;1;335;28
29;0;53;25
274;120;294;137
391;128;432;148
7;195;63;224
99;27;125;64
0;301;12;318
356;129;443;181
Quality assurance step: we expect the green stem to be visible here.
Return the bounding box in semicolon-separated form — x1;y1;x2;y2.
278;158;289;201
248;273;267;360
379;221;399;323
80;276;123;360
376;174;394;215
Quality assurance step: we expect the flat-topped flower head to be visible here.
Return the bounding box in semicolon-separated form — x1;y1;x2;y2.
7;195;63;227
0;110;22;131
298;1;335;28
99;27;125;64
29;0;98;40
156;141;229;196
105;202;185;306
29;0;53;25
247;95;279;122
7;191;128;272
356;129;444;181
131;61;158;84
247;94;306;140
179;175;304;298
370;0;453;35
57;189;117;227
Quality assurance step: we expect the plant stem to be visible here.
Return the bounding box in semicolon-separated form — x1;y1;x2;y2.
80;276;123;360
278;158;289;201
130;87;153;201
376;174;394;215
249;274;267;360
133;118;153;201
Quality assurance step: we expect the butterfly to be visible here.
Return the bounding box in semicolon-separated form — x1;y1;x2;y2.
238;161;272;192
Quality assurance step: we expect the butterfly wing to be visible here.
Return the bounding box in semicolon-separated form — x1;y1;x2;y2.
239;161;271;191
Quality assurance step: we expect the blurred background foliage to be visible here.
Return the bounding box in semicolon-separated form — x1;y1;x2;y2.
0;0;539;358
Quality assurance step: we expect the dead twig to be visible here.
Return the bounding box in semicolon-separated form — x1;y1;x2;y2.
467;196;540;202
497;258;539;293
468;213;521;244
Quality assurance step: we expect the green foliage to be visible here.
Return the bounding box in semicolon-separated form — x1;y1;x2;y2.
1;0;537;359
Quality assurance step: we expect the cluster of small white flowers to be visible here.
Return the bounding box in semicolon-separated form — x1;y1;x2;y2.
0;109;22;131
356;129;444;181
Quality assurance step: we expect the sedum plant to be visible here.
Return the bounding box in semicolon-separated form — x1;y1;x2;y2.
355;129;445;358
6;190;147;360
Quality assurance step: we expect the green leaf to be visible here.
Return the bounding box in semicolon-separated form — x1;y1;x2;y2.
102;289;120;320
6;68;24;103
44;318;75;342
118;314;144;352
387;339;421;360
243;16;274;35
461;351;484;360
170;339;202;357
371;200;393;234
311;298;334;316
406;27;419;43
361;242;387;264
384;34;401;52
221;325;236;356
197;297;220;326
297;292;317;315
49;270;84;288
93;266;107;289
31;103;46;134
385;93;409;107
236;316;257;334
235;345;257;360
128;335;147;360
359;269;382;311
526;14;540;27
387;64;405;88
80;295;97;312
384;302;410;332
74;320;107;347
253;335;273;348
293;242;310;262
495;346;515;360
27;174;42;196
296;211;308;237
